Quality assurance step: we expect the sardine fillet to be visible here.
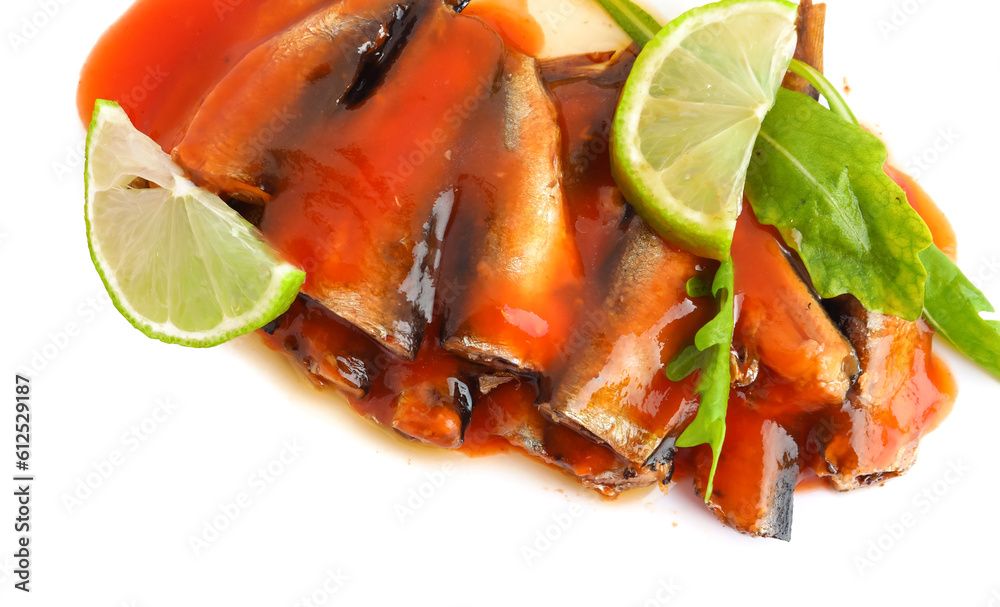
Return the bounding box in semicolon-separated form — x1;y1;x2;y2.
472;381;665;497
814;295;928;490
442;50;579;373
174;0;421;202
695;402;798;541
733;212;859;407
541;217;701;465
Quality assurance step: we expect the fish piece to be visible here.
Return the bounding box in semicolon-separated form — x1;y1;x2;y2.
541;47;636;186
174;0;427;204
780;0;826;99
539;215;707;466
810;296;955;490
262;296;377;398
733;210;859;409
441;50;581;373
537;50;619;83
693;396;798;541
263;296;479;448
730;345;760;388
254;2;506;359
392;374;474;449
544;49;636;271
466;379;665;497
478;372;517;395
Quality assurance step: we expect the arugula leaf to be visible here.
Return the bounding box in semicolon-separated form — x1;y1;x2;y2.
920;246;1000;379
593;0;662;47
667;261;735;501
746;89;933;321
793;64;1000;380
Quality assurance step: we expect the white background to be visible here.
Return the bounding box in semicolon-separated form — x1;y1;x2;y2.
2;0;999;605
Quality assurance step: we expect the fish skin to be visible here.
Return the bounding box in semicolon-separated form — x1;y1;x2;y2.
173;0;426;203
470;380;666;497
694;399;798;541
263;296;376;397
540;216;703;466
243;1;504;359
812;295;930;490
441;50;580;374
318;188;457;360
733;212;860;409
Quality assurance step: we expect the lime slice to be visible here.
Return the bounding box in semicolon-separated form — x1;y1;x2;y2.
84;100;305;347
611;0;797;260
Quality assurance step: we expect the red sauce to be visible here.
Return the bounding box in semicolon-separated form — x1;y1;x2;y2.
78;0;959;523
77;0;334;148
463;0;544;56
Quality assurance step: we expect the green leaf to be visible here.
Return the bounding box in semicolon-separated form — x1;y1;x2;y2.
672;260;735;501
746;89;933;321
593;0;661;47
920;245;1000;380
686;274;712;298
666;344;702;381
773;66;1000;381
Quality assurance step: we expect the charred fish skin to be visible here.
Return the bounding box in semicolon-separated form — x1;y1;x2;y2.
541;216;703;466
643;436;677;485
695;400;798;541
173;0;430;203
441;50;581;374
811;295;931;490
468;380;665;497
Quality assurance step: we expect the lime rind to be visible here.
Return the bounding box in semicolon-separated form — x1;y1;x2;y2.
85;101;305;348
612;0;797;260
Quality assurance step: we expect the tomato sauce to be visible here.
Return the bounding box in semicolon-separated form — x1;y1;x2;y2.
78;0;957;521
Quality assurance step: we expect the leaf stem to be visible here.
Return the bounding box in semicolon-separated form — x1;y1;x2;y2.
787;59;859;126
593;0;661;47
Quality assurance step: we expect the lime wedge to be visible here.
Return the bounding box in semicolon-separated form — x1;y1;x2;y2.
611;0;797;260
84;100;305;347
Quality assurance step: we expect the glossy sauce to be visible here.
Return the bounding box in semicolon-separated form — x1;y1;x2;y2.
79;0;957;510
463;0;544;56
885;164;958;259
